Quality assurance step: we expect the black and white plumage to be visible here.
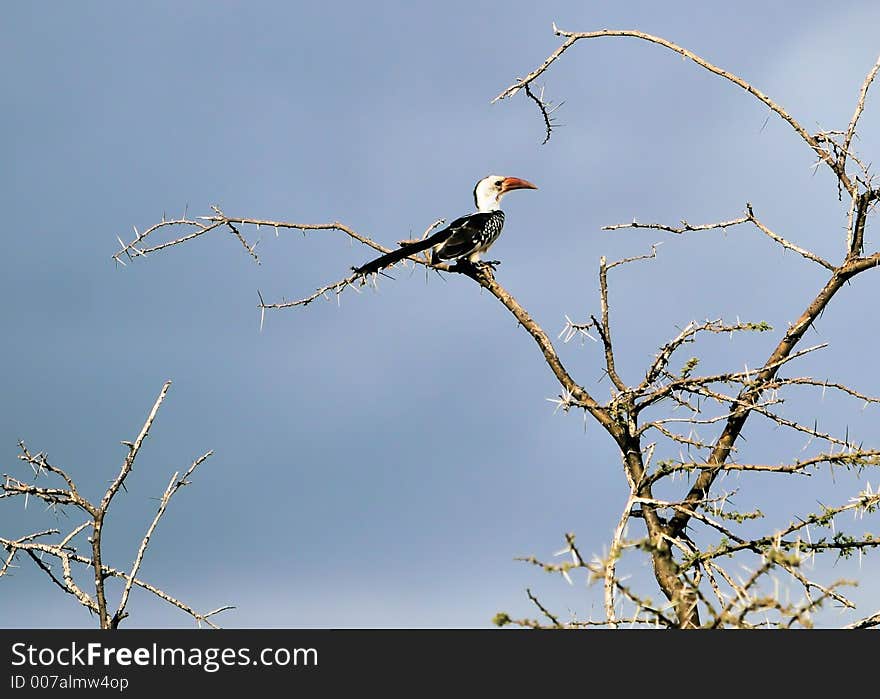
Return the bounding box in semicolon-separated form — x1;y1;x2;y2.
353;175;537;276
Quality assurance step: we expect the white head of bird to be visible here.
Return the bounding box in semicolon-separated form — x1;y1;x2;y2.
473;175;538;212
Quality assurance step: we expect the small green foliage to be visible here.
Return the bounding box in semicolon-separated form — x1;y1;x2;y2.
656;459;696;473
831;532;858;559
680;357;700;379
832;453;880;468
697;539;732;562
861;494;880;515
679;551;700;570
764;547;801;566
717;508;764;523
492;612;512;627
744;321;773;332
814;504;837;528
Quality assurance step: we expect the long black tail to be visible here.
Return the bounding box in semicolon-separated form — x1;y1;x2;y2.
353;227;451;276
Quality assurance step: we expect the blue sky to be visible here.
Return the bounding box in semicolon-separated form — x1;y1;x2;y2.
2;1;879;628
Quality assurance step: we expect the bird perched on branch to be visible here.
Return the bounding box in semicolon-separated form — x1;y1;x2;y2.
353;174;537;276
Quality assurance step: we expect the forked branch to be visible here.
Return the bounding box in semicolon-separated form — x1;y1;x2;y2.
1;383;227;629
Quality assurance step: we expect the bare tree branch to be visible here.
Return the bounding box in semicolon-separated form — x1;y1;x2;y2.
494;26;853;192
1;384;225;629
605;205;835;270
842;53;880;174
113;450;213;628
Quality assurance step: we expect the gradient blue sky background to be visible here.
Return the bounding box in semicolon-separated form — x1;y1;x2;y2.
2;1;879;628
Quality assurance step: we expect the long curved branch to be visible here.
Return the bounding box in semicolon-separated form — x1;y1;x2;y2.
494;26;853;193
669;252;880;536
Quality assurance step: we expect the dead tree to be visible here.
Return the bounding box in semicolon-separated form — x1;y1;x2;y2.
113;29;880;628
1;381;231;629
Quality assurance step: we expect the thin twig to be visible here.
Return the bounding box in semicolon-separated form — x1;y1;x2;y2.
113;450;213;627
842;53;880;172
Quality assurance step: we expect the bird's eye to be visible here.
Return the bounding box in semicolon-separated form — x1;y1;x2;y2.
494;180;503;187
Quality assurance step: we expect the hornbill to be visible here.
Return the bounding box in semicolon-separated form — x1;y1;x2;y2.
353;174;537;276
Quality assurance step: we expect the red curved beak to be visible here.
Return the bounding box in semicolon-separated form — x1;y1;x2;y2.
500;177;538;194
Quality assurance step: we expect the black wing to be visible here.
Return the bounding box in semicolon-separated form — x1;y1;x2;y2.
432;212;497;261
